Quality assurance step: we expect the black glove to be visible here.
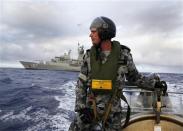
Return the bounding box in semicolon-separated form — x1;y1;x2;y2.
155;81;167;96
78;108;94;124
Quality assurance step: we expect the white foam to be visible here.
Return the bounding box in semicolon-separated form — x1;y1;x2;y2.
51;81;77;130
39;80;77;92
26;121;47;131
26;80;77;131
58;80;76;91
167;82;183;92
0;111;14;121
54;95;75;110
26;108;49;131
0;106;32;121
48;112;71;131
54;81;76;110
24;107;72;131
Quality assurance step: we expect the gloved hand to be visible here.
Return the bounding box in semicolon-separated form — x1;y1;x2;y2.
155;81;168;96
78;108;94;124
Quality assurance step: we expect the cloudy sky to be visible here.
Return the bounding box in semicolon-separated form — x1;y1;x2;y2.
0;0;183;73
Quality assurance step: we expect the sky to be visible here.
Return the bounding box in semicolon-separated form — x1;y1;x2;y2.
0;0;183;73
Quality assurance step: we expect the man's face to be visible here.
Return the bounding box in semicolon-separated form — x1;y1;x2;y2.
89;28;101;46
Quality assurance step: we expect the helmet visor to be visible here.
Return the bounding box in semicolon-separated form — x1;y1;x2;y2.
90;17;108;30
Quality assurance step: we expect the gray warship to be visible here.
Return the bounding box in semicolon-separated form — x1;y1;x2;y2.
20;44;84;72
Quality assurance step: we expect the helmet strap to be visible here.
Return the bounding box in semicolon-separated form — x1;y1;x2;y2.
94;42;101;61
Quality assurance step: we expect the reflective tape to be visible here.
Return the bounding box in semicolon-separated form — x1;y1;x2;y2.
92;79;112;90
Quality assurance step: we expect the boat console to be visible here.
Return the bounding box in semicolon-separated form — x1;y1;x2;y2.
121;86;183;131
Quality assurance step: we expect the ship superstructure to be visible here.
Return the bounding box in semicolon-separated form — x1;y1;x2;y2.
20;44;84;72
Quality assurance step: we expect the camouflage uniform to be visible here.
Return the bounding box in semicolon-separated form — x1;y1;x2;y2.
69;41;158;131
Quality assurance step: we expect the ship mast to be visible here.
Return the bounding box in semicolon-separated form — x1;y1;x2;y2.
77;42;84;62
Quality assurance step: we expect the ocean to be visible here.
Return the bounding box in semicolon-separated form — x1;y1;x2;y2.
0;68;183;131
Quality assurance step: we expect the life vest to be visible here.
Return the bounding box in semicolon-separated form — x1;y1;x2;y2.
90;41;121;93
82;41;131;128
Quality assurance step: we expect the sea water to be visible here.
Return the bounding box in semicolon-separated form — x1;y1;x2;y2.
0;68;182;131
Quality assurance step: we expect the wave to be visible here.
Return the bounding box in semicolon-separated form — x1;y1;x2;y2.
0;69;182;131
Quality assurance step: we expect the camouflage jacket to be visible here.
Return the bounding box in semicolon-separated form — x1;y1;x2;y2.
74;41;158;114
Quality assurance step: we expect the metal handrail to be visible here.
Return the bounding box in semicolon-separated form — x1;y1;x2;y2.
122;85;183;94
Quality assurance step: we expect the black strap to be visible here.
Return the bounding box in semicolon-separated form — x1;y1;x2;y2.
102;88;118;126
121;94;131;128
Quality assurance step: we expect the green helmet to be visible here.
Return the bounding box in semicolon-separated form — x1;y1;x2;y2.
90;16;116;40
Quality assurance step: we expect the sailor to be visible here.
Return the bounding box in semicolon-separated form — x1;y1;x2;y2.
69;16;167;131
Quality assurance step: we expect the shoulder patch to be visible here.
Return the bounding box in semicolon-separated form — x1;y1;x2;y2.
120;45;131;52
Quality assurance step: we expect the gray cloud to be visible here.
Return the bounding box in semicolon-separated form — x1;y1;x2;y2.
0;0;183;73
133;2;183;34
1;2;69;40
2;1;182;40
114;1;183;36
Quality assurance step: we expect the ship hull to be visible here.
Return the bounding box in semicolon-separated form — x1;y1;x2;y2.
20;61;81;72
